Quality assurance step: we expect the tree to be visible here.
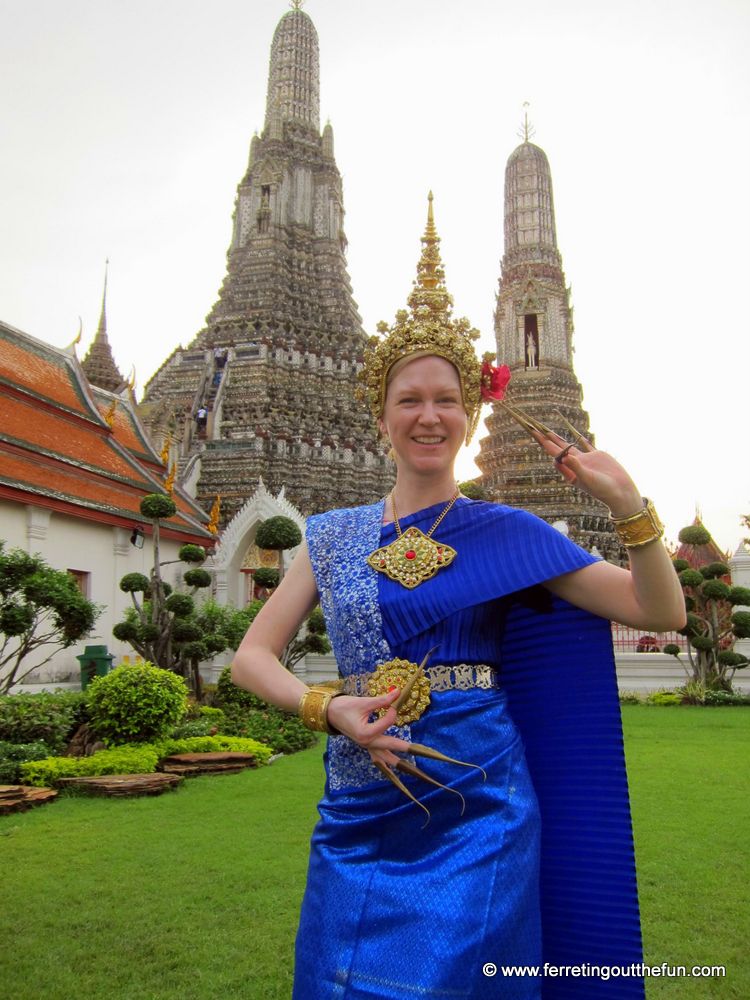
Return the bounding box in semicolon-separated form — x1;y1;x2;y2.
663;524;750;694
0;542;101;694
113;494;214;695
254;516;302;582
458;480;487;501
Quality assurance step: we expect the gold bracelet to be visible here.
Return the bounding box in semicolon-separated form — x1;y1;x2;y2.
298;686;341;735
610;497;664;548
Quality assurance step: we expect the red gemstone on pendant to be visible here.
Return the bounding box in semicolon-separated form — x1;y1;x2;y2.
405;550;416;560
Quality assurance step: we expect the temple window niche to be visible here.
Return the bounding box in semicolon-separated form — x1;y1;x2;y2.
524;314;539;370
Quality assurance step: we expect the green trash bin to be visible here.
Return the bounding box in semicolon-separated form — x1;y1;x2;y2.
77;645;115;691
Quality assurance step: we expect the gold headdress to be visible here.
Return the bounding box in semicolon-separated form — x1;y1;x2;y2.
357;193;490;444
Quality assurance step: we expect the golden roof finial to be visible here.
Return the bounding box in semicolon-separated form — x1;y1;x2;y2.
208;495;221;535
164;463;176;496
66;316;83;352
517;101;536;143
104;398;117;428
160;432;172;466
290;0;304;9
126;365;137;394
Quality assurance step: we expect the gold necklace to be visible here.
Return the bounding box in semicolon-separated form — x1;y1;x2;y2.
367;491;459;589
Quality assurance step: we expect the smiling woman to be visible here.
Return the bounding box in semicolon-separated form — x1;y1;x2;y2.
231;194;685;999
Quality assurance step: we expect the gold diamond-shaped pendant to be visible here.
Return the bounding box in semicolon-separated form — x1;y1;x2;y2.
367;526;457;589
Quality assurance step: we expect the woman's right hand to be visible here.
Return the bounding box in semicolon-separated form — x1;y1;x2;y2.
326;688;411;767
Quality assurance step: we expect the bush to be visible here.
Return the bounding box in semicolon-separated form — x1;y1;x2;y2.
159;734;273;763
672;558;690;573
219;704;317;754
119;573;150;594
729;586;750;607
140;494;176;520
701;580;731;601
702;689;750;707
0;740;52;783
183;569;212;589
165;593;194;618
731;611;750;638
679;569;705;589
87;662;188;745
618;690;642;705
215;665;266;710
717;650;748;668
170;715;221;739
178;544;206;564
700;562;730;579
20;744;162;787
255;516;302;551
253;568;279;589
0;691;87;751
678;525;711;545
646;690;682;706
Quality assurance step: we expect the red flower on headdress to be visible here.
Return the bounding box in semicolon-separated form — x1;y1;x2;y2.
480;360;511;402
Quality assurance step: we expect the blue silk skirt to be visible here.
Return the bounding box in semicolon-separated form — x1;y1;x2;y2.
294;687;543;999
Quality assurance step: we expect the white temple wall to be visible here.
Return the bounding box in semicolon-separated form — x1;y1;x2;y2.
1;500;193;692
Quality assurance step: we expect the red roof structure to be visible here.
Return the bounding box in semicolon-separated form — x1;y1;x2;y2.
0;321;213;545
673;514;730;570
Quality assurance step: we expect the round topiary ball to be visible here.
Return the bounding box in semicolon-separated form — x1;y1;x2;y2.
731;611;750;638
140;494;177;520
87;662;188;744
663;643;682;657
701;580;731;601
172;620;202;642
112;621;138;642
689;635;715;652
672;559;690;573
717;651;748;668
179;544;206;564
205;633;229;654
255;516;302;551
183;568;212;589
119;572;150;594
253;567;279;589
729;586;750;607
700;562;730;579
165;593;195;618
179;640;208;662
678;524;712;546
678;569;705;589
678;612;703;637
138;622;161;643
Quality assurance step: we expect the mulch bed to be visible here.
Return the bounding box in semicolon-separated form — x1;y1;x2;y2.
0;784;58;816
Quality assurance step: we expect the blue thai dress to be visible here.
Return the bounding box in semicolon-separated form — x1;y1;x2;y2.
296;498;645;999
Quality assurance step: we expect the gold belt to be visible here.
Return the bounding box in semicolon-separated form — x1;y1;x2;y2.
342;663;500;698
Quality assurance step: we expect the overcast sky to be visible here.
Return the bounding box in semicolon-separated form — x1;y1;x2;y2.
1;0;748;553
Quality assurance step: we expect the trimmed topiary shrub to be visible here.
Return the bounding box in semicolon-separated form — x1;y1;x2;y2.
701;580;731;601
140;493;176;520
678;524;711;546
87;662;188;745
253;568;279;589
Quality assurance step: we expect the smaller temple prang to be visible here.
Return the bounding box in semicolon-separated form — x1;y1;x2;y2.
476;136;626;564
81;259;126;394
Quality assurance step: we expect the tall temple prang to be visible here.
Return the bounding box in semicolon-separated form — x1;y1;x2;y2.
476;123;624;563
140;4;392;523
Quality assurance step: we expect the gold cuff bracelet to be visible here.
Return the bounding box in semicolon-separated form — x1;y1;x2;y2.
611;497;664;548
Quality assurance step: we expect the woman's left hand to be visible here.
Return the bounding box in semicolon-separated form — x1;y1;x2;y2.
531;429;643;519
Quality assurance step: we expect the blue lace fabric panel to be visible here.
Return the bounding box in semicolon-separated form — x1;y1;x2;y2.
306;500;410;791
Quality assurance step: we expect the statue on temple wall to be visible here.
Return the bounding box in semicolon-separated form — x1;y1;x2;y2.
525;330;538;369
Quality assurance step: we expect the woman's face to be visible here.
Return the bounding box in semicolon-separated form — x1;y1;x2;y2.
379;355;467;475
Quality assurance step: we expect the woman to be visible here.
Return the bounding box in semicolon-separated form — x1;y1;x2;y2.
232;199;685;999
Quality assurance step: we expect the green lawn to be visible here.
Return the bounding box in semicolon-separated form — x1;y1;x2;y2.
0;707;747;999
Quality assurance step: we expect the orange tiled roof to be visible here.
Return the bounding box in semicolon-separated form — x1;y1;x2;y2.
0;322;212;542
0;324;97;419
